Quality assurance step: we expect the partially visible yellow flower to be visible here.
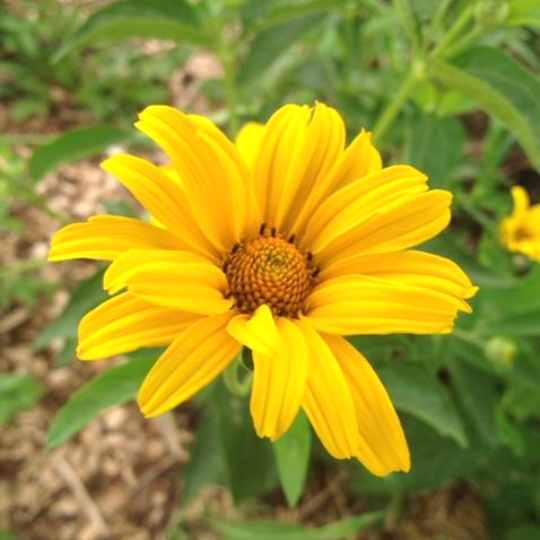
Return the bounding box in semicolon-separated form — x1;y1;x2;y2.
500;186;540;260
49;103;478;476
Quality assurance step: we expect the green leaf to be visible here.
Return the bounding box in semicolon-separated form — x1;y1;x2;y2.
46;351;157;448
0;374;43;425
273;411;311;507
407;113;466;188
212;512;384;540
216;385;278;501
379;363;467;447
181;409;227;507
29;125;131;180
34;269;108;350
238;13;326;88
54;0;209;61
430;50;540;171
507;0;540;28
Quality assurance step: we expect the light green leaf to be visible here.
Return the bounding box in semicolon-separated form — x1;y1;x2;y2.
430;50;540;171
212;512;384;540
0;374;43;425
379;363;467;447
507;0;540;27
54;0;209;61
238;13;326;87
46;352;157;448
29;125;131;180
273;411;311;507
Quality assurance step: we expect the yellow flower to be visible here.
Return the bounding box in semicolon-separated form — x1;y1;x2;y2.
500;186;540;260
50;103;477;476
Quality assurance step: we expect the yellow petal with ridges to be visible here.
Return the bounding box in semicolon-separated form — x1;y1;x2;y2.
315;190;452;265
136;106;254;251
102;154;217;259
139;312;240;417
103;249;232;315
302;165;428;250
303;274;463;335
296;322;359;459
227;304;282;357
49;215;184;261
235;122;264;171
325;335;410;475
322;250;478;304
250;318;309;440
78;293;199;360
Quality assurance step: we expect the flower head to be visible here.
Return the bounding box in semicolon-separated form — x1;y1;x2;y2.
500;185;540;260
50;103;477;476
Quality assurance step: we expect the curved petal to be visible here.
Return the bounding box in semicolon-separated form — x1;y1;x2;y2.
49;215;184;261
103;249;233;315
250;318;309;440
102;154;217;259
313;190;452;265
511;185;530;218
292;129;382;237
78;292;199;359
251;103;345;232
227;305;281;356
302;165;428;251
136;106;257;251
296;322;359;459
325;335;410;475
322;250;478;303
235;122;264;171
303;274;466;335
139;312;240;417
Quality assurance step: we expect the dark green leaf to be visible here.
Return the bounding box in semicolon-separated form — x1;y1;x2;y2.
212;512;383;540
216;386;278;501
29;125;131;180
430;50;540;171
46;352;157;448
0;374;43;425
238;13;326;87
273;411;311;507
181;410;227;507
54;0;209;60
379;363;467;447
34;269;107;349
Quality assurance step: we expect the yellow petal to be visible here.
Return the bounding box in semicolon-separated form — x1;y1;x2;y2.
303;274;463;335
511;185;530;218
139;312;240;417
227;304;281;356
322;250;478;304
250;318;309;440
314;190;452;265
325;335;410;475
102;154;217;259
78;292;199;359
235;122;265;171
292;129;382;237
136;106;257;251
302;165;428;251
103;249;232;315
296;322;359;459
49;215;184;261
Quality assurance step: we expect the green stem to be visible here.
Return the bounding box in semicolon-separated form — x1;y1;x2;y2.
429;0;454;34
431;4;474;58
223;351;252;397
373;69;418;144
457;194;499;239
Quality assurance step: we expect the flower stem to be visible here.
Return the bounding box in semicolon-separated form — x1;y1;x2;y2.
373;68;418;144
223;351;252;397
430;4;474;58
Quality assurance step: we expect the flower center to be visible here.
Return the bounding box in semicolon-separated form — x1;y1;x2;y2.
223;226;317;317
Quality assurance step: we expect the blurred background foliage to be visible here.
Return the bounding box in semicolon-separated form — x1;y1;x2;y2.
2;0;540;539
